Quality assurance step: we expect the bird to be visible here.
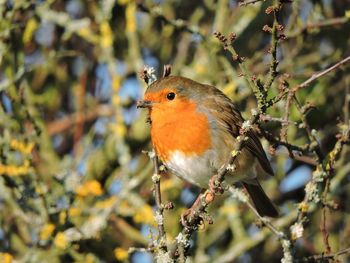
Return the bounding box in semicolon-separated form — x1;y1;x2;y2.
137;74;278;217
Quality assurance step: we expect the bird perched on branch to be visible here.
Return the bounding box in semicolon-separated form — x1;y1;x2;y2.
137;68;278;218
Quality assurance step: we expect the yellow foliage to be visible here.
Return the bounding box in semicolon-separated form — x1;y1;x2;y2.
35;184;46;195
111;75;121;107
112;74;122;92
133;204;155;226
68;207;81;217
39;224;55;241
54;232;68;249
298;202;309;213
194;64;206;75
125;3;136;33
115;123;127;138
346;10;350;18
231;150;238;157
84;254;97;263
77;27;99;44
0;160;30;176
22;18;38;44
96;196;117;209
161;24;174;38
59;211;67;225
119;200;131;211
77;27;89;37
160;178;174;192
114;247;128;261
223;81;237;96
0;253;13;263
117;0;130;5
10;139;34;154
112;95;121;106
76;180;103;197
100;21;113;48
220;204;238;215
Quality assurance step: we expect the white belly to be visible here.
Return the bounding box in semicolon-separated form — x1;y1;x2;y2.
164;150;256;189
165;150;215;188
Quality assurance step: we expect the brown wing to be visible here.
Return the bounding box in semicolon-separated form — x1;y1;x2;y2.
245;130;274;175
201;84;274;176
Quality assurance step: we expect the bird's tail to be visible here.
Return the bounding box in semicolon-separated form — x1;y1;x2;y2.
243;179;279;218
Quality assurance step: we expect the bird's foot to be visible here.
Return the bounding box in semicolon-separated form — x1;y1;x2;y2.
209;175;224;194
180;192;203;227
180;208;196;227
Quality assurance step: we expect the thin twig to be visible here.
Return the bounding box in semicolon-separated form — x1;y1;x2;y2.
270;55;350;105
294;123;350;255
280;91;294;142
137;3;204;38
149;151;168;252
260;129;310;154
260;114;296;124
73;73;87;155
294;55;350;93
47;104;114;136
320;180;332;254
239;0;267;6
236;188;286;239
293;97;323;159
287;16;349;38
296;247;350;262
292;155;317;166
231;187;293;262
264;2;282;91
216;211;297;263
214;31;266;111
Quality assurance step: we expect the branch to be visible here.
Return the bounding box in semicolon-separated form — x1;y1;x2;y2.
260;114;297;125
294;123;350;254
229;187;285;237
216;210;297;263
287;16;349;38
137;2;204;38
271;55;350;105
148;151;168;252
238;0;267;6
46;104;114;136
73;73;87;155
263;2;283;91
214;31;267;112
294;55;350;92
280;91;294;142
296;247;350;262
259;128;311;155
320;179;332;254
229;186;293;262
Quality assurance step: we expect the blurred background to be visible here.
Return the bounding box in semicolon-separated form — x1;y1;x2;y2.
0;0;349;262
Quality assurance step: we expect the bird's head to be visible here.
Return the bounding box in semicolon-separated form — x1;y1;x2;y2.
137;76;202;117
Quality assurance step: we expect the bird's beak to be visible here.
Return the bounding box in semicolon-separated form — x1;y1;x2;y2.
136;100;153;108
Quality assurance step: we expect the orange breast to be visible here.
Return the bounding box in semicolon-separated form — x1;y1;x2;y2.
150;99;212;162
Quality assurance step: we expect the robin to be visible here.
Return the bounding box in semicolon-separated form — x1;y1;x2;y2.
137;74;278;217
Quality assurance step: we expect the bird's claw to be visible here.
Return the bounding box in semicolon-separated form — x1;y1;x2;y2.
180;209;193;227
209;176;224;194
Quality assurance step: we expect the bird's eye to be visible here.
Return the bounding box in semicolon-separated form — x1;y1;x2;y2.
166;92;176;100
